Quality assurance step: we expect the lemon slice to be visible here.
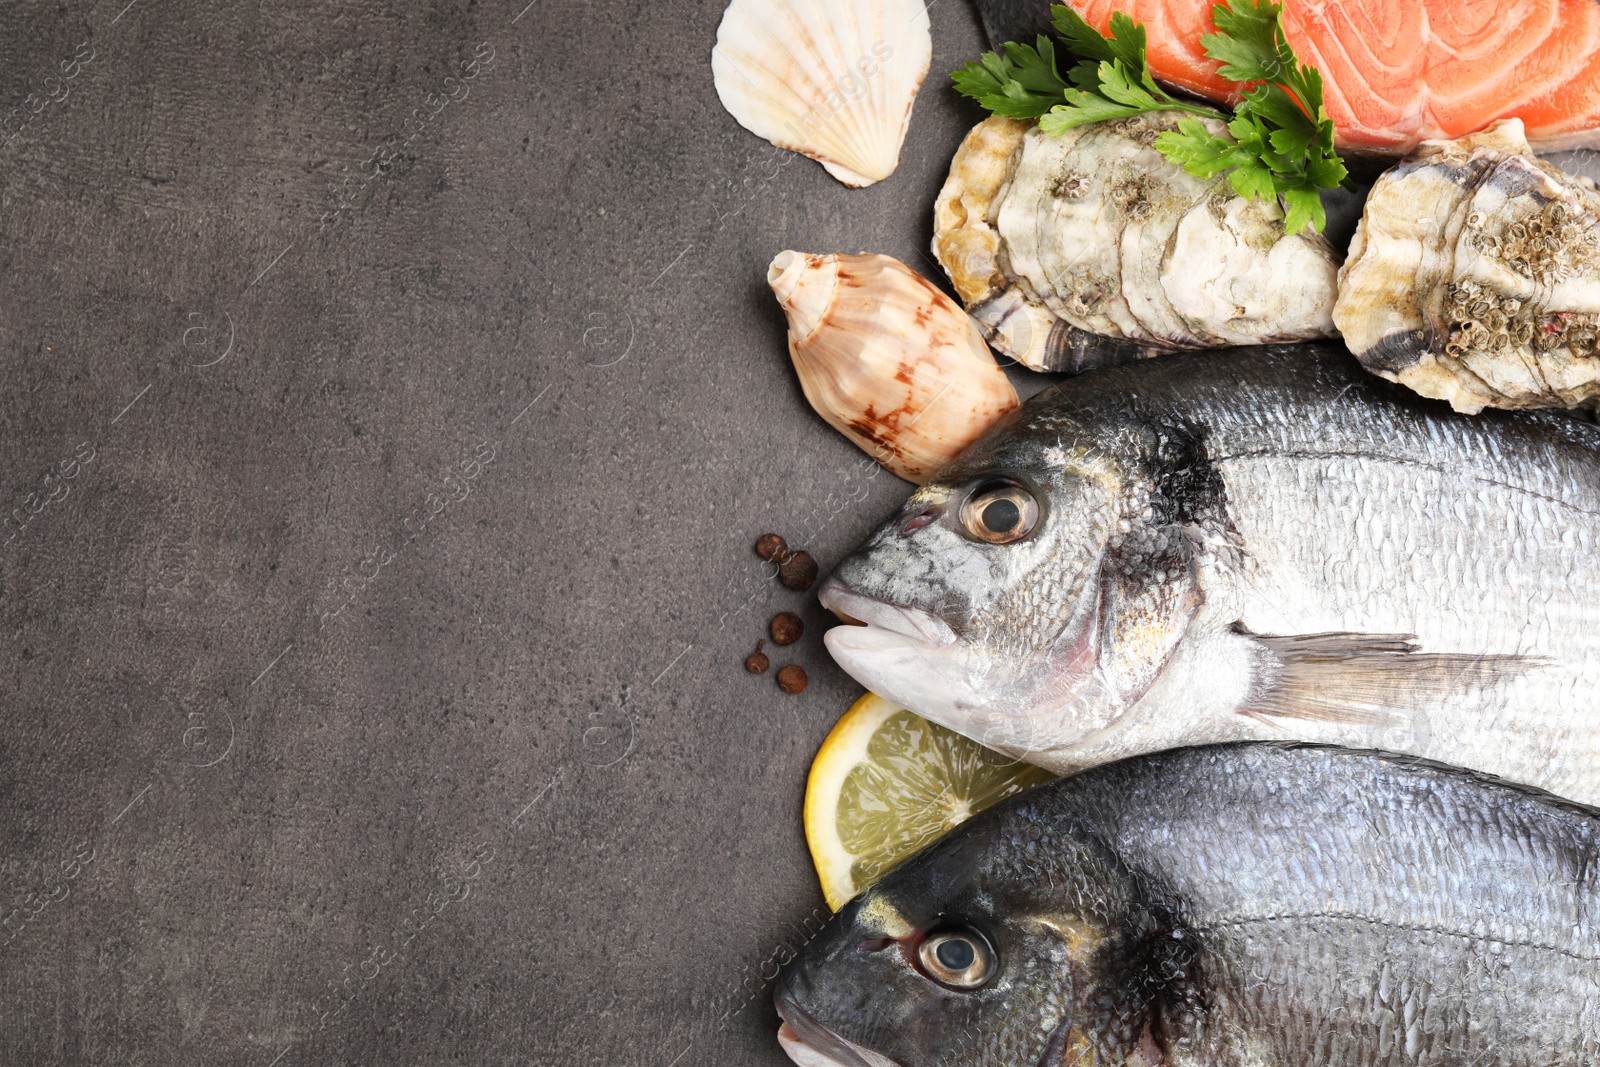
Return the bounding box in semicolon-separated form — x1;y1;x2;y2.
804;692;1057;910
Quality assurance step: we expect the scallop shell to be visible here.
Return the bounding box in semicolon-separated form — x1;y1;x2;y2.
768;251;1019;483
1334;119;1600;412
712;0;931;188
932;114;1342;372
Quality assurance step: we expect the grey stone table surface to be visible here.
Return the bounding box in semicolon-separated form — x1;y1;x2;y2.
0;0;1004;1063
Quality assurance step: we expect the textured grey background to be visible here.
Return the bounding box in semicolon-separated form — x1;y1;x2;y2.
0;0;999;1063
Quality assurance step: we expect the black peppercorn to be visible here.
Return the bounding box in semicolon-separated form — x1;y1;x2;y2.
755;533;788;562
777;665;808;694
779;550;818;591
770;612;803;646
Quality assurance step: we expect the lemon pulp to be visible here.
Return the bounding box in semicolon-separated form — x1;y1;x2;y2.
803;692;1056;910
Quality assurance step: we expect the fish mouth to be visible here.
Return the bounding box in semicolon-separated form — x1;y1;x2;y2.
775;1001;904;1067
818;577;957;649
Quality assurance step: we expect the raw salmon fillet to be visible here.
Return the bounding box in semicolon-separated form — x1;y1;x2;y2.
1065;0;1600;152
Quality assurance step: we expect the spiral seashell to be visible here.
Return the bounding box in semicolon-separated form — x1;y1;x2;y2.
767;251;1019;483
712;0;931;188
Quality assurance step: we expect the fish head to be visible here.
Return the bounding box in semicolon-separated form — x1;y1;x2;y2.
822;400;1186;759
774;801;1127;1067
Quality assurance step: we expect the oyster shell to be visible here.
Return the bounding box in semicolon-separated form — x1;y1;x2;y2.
768;251;1019;483
932;114;1342;372
711;0;931;189
1335;119;1600;412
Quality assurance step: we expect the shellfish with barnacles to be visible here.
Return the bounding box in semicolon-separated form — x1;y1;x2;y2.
932;113;1343;373
1335;119;1600;413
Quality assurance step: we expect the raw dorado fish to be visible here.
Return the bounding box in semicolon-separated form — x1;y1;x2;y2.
975;0;1600;153
776;743;1600;1067
819;345;1600;804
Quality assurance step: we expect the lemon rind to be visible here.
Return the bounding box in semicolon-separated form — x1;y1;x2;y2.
803;692;899;910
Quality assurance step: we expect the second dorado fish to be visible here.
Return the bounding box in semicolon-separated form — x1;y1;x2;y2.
820;345;1600;803
777;744;1600;1067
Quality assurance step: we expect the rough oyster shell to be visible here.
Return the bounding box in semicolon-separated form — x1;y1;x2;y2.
932;114;1342;372
1335;119;1600;412
711;0;931;188
768;251;1019;483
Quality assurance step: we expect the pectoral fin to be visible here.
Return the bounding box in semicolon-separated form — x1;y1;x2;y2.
1238;629;1538;728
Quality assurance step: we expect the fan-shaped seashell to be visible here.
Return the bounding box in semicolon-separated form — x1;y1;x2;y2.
712;0;931;188
1335;119;1600;413
932;114;1342;372
768;251;1019;483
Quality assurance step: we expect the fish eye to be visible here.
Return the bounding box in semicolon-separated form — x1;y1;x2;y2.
916;927;995;990
960;483;1038;544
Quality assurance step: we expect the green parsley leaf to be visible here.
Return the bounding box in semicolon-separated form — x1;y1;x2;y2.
1228;161;1279;202
1306;153;1348;189
1152;117;1247;174
1195;0;1350;231
1096;58;1164;111
953;1;1349;233
1042;86;1144;133
1279;184;1325;236
956;4;1218;132
1100;11;1151;81
1239;84;1313;137
1226;112;1269;152
1268;126;1312;160
1050;4;1116;63
1299;63;1327;120
951;37;1072;119
1204;0;1284;82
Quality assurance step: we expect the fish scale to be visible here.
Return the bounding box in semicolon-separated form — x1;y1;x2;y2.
822;345;1600;802
1117;753;1600;1065
1216;431;1600;793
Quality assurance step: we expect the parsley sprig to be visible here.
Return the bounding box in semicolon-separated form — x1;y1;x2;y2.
950;9;1216;128
952;1;1348;234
